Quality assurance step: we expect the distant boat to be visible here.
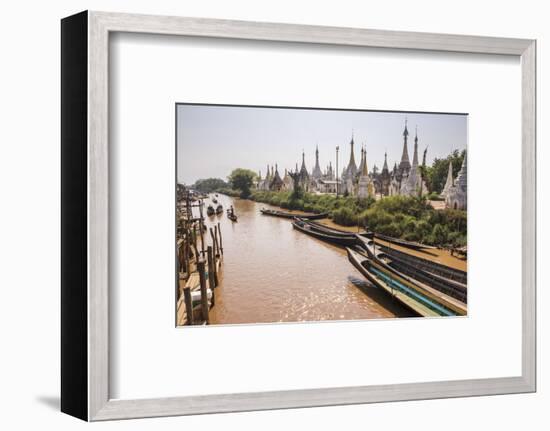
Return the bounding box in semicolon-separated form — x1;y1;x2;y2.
206;205;215;216
227;207;238;222
215;204;223;214
260;208;328;220
212;198;218;204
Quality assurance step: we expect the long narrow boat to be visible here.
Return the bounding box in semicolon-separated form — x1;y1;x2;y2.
295;218;358;238
355;235;468;304
298;219;369;238
347;248;465;317
379;245;467;285
292;219;358;247
369;232;436;250
215;204;223;214
206;205;215;216
226;209;238;222
260;208;328;220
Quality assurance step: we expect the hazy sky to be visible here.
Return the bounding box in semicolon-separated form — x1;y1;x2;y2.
177;104;467;185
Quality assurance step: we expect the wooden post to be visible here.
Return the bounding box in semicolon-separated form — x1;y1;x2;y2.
206;247;216;306
207;245;219;288
197;259;209;324
209;227;217;257
217;222;224;255
207;246;216;288
213;227;220;258
198;200;205;257
183;286;193;325
192;225;200;261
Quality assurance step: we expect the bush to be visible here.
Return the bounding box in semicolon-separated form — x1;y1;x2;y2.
247;190;465;247
332;207;357;226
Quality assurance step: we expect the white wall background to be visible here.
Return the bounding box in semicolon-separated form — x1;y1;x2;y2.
0;0;546;429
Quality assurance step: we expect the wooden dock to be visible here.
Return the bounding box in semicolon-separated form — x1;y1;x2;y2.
176;190;224;326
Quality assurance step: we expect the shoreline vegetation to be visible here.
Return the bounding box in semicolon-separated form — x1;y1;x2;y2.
213;187;466;248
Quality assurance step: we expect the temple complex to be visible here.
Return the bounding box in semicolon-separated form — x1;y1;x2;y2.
253;119;466;211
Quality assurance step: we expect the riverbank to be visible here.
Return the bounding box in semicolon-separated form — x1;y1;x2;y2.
218;189;467;248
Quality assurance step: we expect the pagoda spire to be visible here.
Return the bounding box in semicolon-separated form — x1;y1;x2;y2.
441;158;454;197
398;119;411;173
312;144;323;179
412;127;419;167
299;149;309;177
382;152;389;173
361;148;369;176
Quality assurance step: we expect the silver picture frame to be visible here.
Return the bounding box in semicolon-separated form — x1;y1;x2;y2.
61;10;536;421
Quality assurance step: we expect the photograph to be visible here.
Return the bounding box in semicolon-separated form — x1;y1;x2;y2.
176;104;468;325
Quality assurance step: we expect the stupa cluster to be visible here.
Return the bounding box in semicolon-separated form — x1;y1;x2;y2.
255;120;466;210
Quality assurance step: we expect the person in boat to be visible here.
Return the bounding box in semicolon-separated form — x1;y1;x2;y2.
230;205;235;216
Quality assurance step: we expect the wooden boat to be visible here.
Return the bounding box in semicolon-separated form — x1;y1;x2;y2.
215;204;223;214
292;219;359;247
260;208;328;220
212;198;218;204
206;205;215;216
378;245;467;285
347;248;465;317
297;219;369;238
355;235;467;303
226;209;238;222
369;232;436;250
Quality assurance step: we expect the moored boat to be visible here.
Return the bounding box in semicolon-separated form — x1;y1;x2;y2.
297;219;368;238
368;232;436;250
292;219;359;247
215;204;223;214
355;235;467;303
378;245;467;285
206;205;215;216
346;248;464;317
260;208;328;220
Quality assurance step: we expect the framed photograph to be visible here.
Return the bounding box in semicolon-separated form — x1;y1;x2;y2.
61;11;536;421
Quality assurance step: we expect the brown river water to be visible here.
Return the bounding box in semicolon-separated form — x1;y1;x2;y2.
199;193;414;325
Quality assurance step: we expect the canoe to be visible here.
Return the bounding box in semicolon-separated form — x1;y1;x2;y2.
260;208;328;220
215;204;223;214
292;219;359;247
369;232;436;250
378;245;467;285
206;205;215;216
297;219;362;237
355;235;467;304
347;248;464;317
226;210;238;222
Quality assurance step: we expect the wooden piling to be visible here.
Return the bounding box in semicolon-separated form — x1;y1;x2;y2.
207;245;219;288
210;227;217;257
192;225;200;261
206;248;216;306
183;286;193;325
217;222;223;255
198;200;205;257
213;227;220;258
197;259;209;324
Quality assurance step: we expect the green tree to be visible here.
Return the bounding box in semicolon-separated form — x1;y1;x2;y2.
192;178;229;193
228;168;257;198
428;150;465;194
